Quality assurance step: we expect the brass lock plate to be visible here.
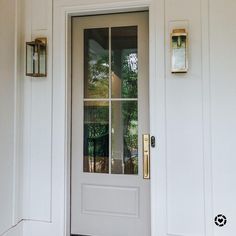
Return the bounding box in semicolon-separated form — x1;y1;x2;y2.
143;134;150;179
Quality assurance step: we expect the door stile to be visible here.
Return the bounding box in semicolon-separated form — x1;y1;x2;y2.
108;27;112;174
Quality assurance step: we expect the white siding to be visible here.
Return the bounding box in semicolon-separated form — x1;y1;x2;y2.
0;0;18;234
210;0;236;235
0;0;235;235
22;0;53;222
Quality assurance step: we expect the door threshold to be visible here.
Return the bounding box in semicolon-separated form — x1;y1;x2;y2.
71;235;92;236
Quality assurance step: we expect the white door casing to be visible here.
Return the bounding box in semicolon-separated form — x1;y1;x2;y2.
71;12;150;236
52;1;163;236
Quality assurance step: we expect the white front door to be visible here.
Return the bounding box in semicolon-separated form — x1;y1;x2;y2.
71;12;150;236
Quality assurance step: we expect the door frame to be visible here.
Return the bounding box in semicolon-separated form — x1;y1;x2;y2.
52;1;166;236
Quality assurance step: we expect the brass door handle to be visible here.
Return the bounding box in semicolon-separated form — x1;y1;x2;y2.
143;134;150;179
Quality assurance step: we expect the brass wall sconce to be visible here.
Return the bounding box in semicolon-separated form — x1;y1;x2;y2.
171;29;188;73
26;38;47;77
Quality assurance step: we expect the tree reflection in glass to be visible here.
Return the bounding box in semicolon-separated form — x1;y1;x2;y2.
111;101;138;174
83;26;139;175
84;28;109;98
111;26;138;98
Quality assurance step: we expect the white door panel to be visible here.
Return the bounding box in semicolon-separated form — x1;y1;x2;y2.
71;12;150;236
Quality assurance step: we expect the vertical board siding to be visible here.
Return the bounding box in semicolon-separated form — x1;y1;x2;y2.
165;0;205;235
23;0;53;222
31;0;49;31
210;0;236;235
0;0;16;234
28;0;53;221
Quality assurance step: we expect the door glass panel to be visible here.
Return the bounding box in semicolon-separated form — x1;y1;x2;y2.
83;26;139;175
111;101;138;174
84;28;109;98
84;101;109;173
111;26;138;98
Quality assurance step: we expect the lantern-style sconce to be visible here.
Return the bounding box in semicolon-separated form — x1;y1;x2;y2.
26;38;47;77
171;29;188;73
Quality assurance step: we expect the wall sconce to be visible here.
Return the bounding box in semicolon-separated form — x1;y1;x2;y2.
26;38;47;77
171;29;188;73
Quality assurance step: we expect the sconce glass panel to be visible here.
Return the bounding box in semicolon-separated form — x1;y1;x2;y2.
39;42;47;76
171;29;188;73
26;43;34;75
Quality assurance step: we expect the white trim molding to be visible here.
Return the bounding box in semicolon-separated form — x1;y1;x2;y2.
51;1;162;236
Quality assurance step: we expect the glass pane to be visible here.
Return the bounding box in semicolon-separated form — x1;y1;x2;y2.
26;44;34;75
171;35;187;72
39;44;46;75
84;101;109;173
111;26;138;98
84;28;109;98
111;101;138;174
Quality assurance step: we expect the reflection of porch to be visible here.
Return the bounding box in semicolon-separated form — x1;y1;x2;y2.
85;156;108;173
84;127;109;173
112;156;138;175
84;155;138;175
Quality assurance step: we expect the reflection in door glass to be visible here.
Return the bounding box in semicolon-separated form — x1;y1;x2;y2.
84;101;109;173
111;101;138;174
111;26;138;98
84;28;109;98
83;26;139;175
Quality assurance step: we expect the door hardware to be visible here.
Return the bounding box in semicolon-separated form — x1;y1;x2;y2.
143;134;150;179
151;136;156;148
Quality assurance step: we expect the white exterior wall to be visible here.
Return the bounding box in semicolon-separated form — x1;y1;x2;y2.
210;1;236;235
0;0;16;233
1;0;236;236
22;0;53;222
0;0;23;235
